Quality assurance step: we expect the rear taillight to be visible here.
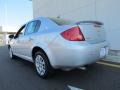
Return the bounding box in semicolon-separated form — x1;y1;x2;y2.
61;26;85;41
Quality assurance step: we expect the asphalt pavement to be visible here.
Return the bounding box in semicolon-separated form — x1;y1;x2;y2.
0;46;120;90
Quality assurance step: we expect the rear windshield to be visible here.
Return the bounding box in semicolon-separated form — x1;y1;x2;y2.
49;18;74;25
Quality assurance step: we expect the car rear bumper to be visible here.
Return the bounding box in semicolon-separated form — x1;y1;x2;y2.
50;41;109;69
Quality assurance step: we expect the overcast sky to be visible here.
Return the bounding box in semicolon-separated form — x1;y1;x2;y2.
0;0;33;26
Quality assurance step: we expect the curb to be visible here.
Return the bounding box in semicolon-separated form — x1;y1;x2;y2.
103;55;120;63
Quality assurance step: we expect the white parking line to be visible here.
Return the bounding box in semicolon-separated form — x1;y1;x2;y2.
96;61;120;68
68;85;84;90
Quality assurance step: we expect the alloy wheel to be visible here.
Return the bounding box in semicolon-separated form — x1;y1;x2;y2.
35;55;46;76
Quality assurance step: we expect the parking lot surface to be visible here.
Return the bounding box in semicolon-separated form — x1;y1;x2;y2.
0;46;120;90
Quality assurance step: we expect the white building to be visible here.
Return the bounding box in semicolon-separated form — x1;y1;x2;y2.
32;0;120;62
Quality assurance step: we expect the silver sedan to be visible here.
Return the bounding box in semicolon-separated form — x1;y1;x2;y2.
8;17;109;78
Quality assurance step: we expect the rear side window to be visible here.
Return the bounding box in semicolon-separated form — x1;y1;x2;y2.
35;20;41;32
25;20;41;35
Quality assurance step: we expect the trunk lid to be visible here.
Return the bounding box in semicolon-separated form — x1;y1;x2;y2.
76;21;106;44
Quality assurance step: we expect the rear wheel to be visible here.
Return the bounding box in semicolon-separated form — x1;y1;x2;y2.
34;51;54;79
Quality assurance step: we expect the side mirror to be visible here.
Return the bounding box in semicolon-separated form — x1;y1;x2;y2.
9;34;14;39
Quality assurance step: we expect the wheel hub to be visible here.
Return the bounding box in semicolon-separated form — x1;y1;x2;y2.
35;55;46;76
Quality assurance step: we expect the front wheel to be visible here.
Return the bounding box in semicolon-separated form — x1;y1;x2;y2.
34;51;54;79
9;47;15;59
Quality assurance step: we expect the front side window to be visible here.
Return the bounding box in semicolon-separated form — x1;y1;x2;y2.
14;24;26;38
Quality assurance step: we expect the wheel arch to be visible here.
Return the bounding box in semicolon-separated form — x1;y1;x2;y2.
31;46;55;68
32;46;47;60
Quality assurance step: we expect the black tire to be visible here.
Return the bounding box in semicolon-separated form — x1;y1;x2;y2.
34;51;54;79
85;63;95;68
9;47;16;59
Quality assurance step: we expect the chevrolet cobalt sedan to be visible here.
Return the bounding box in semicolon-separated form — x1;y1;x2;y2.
8;17;109;78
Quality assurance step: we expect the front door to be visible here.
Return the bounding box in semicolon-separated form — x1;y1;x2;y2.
12;25;26;55
18;20;41;60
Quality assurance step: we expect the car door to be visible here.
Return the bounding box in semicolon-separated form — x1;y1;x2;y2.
12;25;26;55
18;20;41;60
